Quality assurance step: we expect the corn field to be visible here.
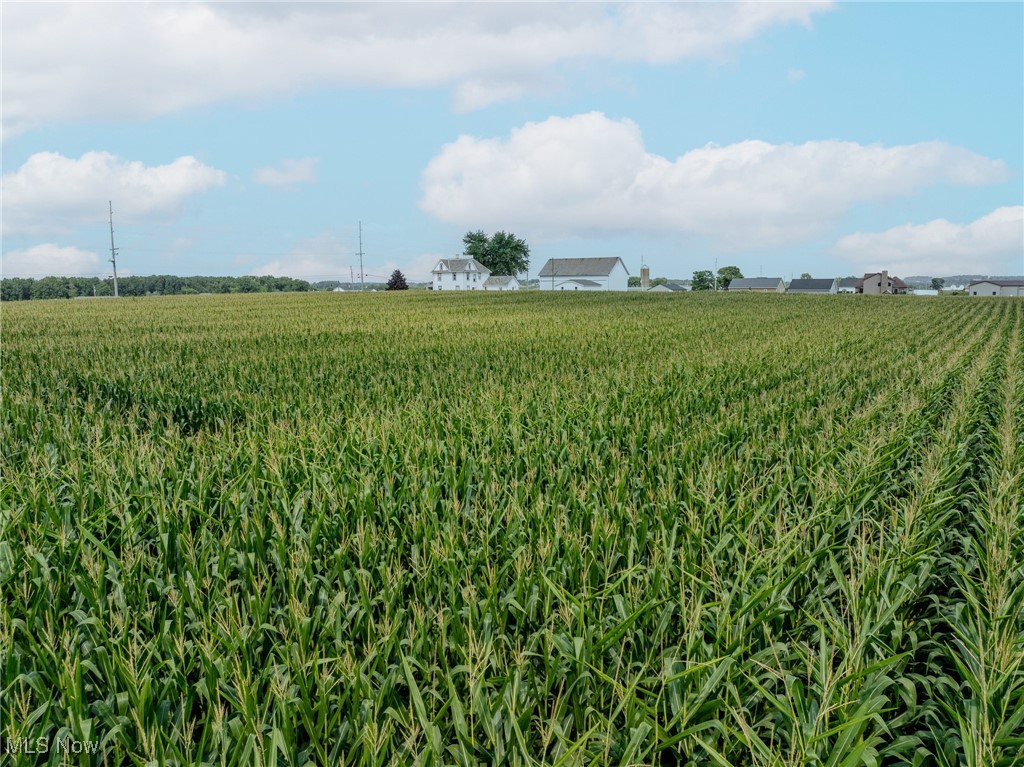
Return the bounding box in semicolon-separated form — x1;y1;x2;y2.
1;292;1022;766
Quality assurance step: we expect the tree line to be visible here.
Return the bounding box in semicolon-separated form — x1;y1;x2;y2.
1;275;312;302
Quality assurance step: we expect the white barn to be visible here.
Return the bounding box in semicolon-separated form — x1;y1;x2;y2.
538;257;630;291
432;258;490;291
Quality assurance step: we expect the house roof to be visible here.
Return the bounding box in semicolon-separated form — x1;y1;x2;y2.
837;277;859;288
538;257;627;277
483;275;517;287
557;278;602;287
729;277;783;290
787;278;836;292
856;273;908;288
648;282;687;291
433;257;490;274
967;278;1024;287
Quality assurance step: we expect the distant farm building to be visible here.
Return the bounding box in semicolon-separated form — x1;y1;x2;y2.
728;277;785;293
647;282;688;292
432;258;490;291
857;271;908;295
482;275;520;291
538;258;630;291
836;278;859;294
968;279;1024;297
787;278;838;294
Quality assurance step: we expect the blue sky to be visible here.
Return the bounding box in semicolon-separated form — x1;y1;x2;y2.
3;2;1022;283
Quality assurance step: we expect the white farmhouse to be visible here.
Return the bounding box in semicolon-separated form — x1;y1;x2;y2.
538;257;630;291
968;279;1024;297
432;258;490;291
482;275;520;291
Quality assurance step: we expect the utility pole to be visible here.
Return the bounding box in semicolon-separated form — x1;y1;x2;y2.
714;257;718;292
357;221;365;292
108;201;120;298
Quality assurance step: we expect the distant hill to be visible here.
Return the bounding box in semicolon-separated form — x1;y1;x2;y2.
905;274;1024;287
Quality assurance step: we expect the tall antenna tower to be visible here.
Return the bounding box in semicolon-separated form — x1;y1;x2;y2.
357;221;365;292
108;201;120;298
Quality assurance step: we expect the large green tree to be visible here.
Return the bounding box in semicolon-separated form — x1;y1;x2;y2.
716;266;743;290
691;270;715;291
462;230;530;276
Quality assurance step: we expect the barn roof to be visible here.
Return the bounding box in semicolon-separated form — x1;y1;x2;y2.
538;257;627;277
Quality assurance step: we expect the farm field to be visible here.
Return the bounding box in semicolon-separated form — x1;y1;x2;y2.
1;292;1022;766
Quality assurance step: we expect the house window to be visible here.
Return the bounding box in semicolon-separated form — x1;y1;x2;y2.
452;274;456;281
993;291;997;296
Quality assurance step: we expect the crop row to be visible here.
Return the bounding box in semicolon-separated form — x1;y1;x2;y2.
1;293;1021;766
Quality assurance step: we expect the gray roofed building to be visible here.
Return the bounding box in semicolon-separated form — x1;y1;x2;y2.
647;282;688;292
728;277;785;292
836;277;859;293
482;275;520;291
538;257;630;291
538;257;626;277
787;278;837;294
967;278;1024;297
431;256;490;291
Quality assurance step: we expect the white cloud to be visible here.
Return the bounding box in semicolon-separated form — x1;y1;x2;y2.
252;158;318;188
1;244;102;278
834;206;1024;276
3;2;831;134
2;151;226;236
388;253;446;283
251;232;350;280
788;68;806;84
419;112;1009;249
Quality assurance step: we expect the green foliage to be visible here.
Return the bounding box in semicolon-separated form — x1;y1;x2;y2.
386;269;408;290
2;294;1022;765
628;276;642;287
691;270;715;291
801;272;813;279
716;265;743;290
0;274;312;301
462;230;530;276
932;277;946;292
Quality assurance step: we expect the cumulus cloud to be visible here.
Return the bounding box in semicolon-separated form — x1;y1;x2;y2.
389;253;446;283
251;232;350;280
3;2;831;134
2;151;226;236
419;112;1009;249
252;158;318;188
1;244;103;278
834;206;1024;276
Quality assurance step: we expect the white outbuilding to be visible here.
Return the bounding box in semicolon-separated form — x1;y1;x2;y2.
538;257;630;291
482;275;520;291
